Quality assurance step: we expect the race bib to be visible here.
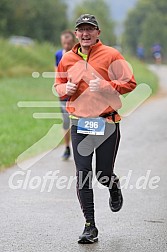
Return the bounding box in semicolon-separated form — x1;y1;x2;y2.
77;117;105;135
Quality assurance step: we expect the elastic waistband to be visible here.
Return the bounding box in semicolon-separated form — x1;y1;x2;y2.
69;112;119;124
70;117;120;125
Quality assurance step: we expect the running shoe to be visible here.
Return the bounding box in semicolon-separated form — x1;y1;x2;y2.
109;176;123;212
78;222;98;244
62;146;71;160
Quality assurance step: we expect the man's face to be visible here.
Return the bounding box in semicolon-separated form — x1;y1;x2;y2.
75;24;101;48
61;33;75;51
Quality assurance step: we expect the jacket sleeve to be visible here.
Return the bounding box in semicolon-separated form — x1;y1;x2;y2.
100;52;137;95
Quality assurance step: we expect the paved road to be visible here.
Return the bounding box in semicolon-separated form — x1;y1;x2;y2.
0;65;167;252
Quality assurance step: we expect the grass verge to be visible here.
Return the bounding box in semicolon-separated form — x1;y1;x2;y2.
0;76;63;171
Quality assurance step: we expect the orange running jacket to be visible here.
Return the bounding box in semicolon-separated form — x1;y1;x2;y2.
55;40;137;121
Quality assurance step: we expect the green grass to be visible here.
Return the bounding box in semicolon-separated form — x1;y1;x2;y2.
118;56;159;116
126;56;158;95
0;39;159;170
0;76;64;171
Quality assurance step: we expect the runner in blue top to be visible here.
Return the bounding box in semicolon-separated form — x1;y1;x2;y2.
151;43;162;64
136;44;145;61
55;30;75;160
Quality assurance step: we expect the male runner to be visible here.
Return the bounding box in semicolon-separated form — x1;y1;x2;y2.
55;30;75;160
55;14;136;243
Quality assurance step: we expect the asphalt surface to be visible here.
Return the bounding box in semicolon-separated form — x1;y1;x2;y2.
0;65;167;252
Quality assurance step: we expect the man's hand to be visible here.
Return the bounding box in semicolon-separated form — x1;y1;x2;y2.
66;78;77;96
89;73;101;92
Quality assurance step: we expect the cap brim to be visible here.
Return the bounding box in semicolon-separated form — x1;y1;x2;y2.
75;22;98;28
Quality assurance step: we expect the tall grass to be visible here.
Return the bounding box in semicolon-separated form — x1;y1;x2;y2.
0;39;57;77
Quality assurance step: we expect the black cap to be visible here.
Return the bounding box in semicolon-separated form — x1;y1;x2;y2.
75;14;99;29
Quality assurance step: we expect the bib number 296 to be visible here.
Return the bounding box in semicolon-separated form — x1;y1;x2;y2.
77;117;105;135
85;121;98;129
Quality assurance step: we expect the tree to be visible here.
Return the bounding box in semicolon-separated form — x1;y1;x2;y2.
72;0;116;46
140;12;167;55
123;0;167;56
0;0;68;44
0;0;12;36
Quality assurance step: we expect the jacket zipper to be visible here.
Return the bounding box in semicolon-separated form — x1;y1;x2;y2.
86;48;92;69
